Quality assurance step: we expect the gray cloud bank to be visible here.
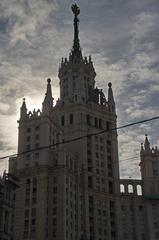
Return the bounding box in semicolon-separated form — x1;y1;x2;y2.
0;0;159;178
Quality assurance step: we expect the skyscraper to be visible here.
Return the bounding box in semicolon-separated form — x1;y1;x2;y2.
9;4;159;240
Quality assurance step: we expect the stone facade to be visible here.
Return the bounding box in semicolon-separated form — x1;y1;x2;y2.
9;4;159;240
0;172;19;240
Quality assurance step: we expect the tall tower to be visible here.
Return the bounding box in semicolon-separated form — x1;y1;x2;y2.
140;135;159;196
9;4;120;240
140;135;159;240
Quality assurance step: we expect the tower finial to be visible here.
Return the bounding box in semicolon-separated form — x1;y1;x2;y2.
144;134;150;151
71;3;80;16
108;82;115;103
71;3;82;60
20;97;27;120
42;78;53;113
108;82;115;112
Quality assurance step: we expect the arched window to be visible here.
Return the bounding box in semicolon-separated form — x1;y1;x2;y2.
120;184;125;193
137;185;142;196
128;184;133;193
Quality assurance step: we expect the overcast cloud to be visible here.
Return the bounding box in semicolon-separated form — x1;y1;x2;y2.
0;0;159;178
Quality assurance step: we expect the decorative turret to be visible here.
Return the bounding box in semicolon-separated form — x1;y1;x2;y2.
140;135;159;195
20;98;27;120
108;82;115;112
42;78;53;113
144;134;150;151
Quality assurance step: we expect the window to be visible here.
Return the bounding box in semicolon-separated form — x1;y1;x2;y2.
109;181;114;194
25;199;30;206
61;115;65;126
88;176;93;188
35;126;40;131
27;136;31;142
99;119;102;128
106;121;110;130
26;179;30;185
52;229;56;237
26;189;30;195
87;115;90;125
35;134;39;140
53;208;57;215
137;185;142;196
53;197;57;204
139;205;143;212
32;177;37;186
31;208;36;217
23;230;29;238
31;219;36;225
96;177;100;183
95;118;98;127
98;209;101;215
154;222;158;228
88;167;92;172
69;114;73;124
35;153;39;159
27;128;31;133
96;152;99;158
53;177;57;184
32;187;37;193
53;218;57;226
88;158;92;163
26;154;30;160
87;150;91;155
32;197;37;204
30;229;36;237
96;168;99;174
110;201;114;209
120;184;125;193
25;209;29;218
26;145;30;151
53;187;57;193
35;143;39;148
128;184;133;193
103;210;106;216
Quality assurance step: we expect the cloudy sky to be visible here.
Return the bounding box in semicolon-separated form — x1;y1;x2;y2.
0;0;159;178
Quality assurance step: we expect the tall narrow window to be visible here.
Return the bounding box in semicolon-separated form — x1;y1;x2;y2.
61;115;65;126
106;121;110;130
87;115;90;125
70;114;73;124
109;181;114;194
99;119;102;128
95;118;98;127
88;176;93;188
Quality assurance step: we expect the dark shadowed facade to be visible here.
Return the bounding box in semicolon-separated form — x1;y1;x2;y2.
8;4;159;240
0;172;19;240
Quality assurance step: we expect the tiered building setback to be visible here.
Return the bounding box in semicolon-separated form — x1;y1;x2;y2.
9;4;159;240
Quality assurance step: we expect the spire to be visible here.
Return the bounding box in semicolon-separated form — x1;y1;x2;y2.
144;134;150;151
108;82;115;112
71;4;82;61
20;98;27;120
42;78;53;112
108;82;114;103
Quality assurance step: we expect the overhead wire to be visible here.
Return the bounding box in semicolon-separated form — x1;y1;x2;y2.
0;115;158;161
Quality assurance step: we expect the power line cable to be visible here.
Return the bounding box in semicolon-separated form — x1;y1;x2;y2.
0;115;158;161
